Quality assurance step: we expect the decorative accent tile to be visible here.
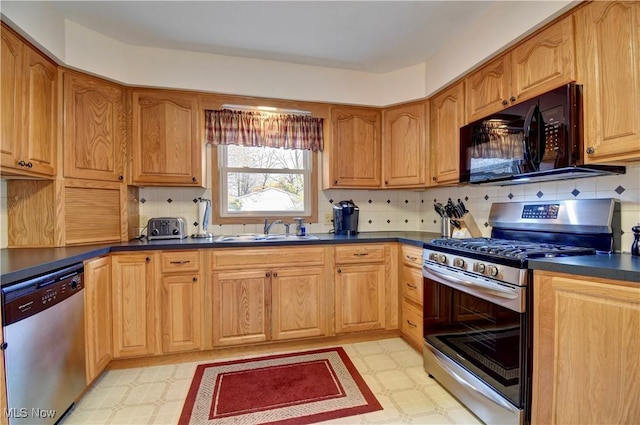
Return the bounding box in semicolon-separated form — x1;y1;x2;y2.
484;222;489;227
140;198;146;204
484;195;489;201
368;199;373;204
615;185;625;195
404;200;409;204
536;191;544;198
167;198;173;203
193;222;198;227
571;189;580;197
329;199;334;204
404;219;409;223
464;196;469;201
387;199;391;204
193;198;198;203
368;220;373;224
387;219;391;223
508;193;514;200
433;198;437;203
421;200;424;204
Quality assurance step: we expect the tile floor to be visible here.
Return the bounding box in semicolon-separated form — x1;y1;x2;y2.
62;338;482;425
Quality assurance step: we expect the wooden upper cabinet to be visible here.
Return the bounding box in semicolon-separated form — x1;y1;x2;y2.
1;23;57;178
430;82;464;186
575;1;640;163
382;101;427;188
131;90;203;186
63;71;126;182
328;106;381;188
465;16;575;123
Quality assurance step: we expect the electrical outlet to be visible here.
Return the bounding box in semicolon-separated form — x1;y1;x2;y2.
323;213;333;226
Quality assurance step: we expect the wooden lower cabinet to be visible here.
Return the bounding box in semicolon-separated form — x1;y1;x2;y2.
212;270;270;346
159;251;202;353
111;253;156;358
532;271;640;424
210;247;330;347
84;256;113;383
399;245;424;350
272;267;328;340
334;263;386;333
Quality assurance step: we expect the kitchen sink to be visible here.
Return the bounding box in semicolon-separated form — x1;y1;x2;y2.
214;234;319;243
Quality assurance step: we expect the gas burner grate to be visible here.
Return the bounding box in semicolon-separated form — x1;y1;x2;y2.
429;237;595;259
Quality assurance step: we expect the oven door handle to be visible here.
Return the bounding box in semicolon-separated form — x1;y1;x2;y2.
423;264;518;299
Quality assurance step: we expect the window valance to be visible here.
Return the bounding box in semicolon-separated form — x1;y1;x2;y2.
205;109;324;152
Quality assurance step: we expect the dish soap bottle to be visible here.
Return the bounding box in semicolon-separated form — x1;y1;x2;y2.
632;225;640;256
294;217;306;236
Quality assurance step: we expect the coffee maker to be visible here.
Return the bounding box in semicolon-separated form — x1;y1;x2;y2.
333;200;359;235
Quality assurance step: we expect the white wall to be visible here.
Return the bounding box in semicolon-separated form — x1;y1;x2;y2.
1;1;575;105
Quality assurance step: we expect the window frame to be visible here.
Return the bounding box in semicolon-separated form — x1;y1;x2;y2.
211;145;318;225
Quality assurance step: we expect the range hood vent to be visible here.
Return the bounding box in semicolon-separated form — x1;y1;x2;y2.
470;164;626;186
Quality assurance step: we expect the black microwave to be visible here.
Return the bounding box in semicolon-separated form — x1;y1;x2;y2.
459;84;624;185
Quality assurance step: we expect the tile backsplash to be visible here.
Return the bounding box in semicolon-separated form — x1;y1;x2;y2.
1;164;639;253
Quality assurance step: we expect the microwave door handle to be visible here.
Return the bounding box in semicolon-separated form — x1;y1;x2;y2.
522;105;539;172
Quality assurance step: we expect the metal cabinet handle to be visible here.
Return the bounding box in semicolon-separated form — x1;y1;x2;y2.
169;260;190;264
510;96;516;102
266;272;271;277
273;272;278;277
145;256;151;262
406;320;417;328
191;177;197;182
17;160;26;167
192;277;198;282
405;255;418;261
337;268;342;274
586;147;595;154
501;99;508;106
334;179;338;185
406;283;418;289
26;162;32;168
432;176;437;181
118;175;123;180
353;252;370;257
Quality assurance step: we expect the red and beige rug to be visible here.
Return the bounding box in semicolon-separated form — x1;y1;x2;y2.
178;347;382;424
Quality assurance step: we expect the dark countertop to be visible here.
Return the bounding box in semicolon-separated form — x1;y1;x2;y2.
2;231;639;287
529;254;640;285
0;232;438;286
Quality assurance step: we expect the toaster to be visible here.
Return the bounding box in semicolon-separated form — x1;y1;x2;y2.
147;217;187;240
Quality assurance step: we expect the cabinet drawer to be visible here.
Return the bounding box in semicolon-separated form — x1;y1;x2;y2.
334;244;385;264
402;299;423;347
402;266;423;305
212;246;326;269
161;251;200;273
401;245;422;268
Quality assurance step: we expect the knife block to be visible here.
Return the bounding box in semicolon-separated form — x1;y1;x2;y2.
452;212;482;238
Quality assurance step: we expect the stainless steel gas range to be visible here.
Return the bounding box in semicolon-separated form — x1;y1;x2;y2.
422;198;620;425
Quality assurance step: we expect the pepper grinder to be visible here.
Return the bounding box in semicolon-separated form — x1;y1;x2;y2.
632;225;640;256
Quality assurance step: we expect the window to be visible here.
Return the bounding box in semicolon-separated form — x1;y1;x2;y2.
213;145;318;224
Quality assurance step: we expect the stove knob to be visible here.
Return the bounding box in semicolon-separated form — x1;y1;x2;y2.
477;263;486;273
438;254;447;264
488;265;499;277
172;228;180;235
453;258;465;268
429;253;438;261
151;228;159;236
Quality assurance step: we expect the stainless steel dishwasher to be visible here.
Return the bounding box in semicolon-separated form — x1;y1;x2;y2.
2;263;86;425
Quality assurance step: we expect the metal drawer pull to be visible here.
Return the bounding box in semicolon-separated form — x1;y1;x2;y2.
406;283;418;289
406;320;417;328
169;260;191;264
353;252;370;257
405;255;418;261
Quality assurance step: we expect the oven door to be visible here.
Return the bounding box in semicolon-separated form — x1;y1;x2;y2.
422;261;527;425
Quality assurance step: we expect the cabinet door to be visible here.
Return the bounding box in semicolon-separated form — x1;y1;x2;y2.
532;271;640;424
1;25;23;172
401;299;423;351
84;256;112;383
63;71;126;182
429;82;464;185
212;270;270;346
382;102;427;187
160;274;202;353
131;90;202;186
465;54;511;123
111;254;156;358
511;16;575;103
575;1;640;162
272;267;327;340
21;43;57;177
335;264;385;333
329;107;381;188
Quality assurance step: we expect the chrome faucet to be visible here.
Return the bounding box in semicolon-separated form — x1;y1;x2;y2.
264;218;284;235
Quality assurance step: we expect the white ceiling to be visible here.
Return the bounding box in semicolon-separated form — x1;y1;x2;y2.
45;1;496;73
